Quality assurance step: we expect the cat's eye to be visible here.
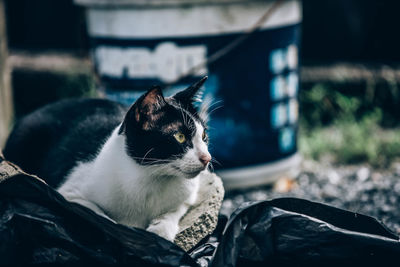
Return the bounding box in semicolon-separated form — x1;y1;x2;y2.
202;130;207;141
174;132;186;143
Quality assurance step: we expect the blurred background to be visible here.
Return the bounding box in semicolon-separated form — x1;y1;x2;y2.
1;0;400;166
1;0;400;230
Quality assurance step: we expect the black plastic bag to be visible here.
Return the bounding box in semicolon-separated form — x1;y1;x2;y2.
1;164;400;266
206;200;400;266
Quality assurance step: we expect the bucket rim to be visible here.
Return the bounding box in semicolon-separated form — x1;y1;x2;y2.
216;153;302;190
74;0;281;8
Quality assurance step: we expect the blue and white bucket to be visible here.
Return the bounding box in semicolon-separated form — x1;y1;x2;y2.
75;0;302;190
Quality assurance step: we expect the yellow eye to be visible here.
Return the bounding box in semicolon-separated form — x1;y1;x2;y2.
174;132;186;143
202;130;207;141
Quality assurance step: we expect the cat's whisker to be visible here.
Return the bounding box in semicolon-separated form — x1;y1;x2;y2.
129;156;172;161
178;103;192;129
141;148;155;164
208;105;223;115
146;161;171;166
206;100;223;111
129;156;174;165
209;99;223;107
208;162;215;172
211;158;222;166
178;103;187;127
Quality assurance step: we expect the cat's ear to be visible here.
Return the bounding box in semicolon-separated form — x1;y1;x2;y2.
119;86;166;133
172;76;208;106
136;86;166;118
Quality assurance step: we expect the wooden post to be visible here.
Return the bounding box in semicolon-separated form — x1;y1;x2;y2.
0;0;13;149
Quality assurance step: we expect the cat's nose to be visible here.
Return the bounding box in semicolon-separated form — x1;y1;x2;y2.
199;153;211;167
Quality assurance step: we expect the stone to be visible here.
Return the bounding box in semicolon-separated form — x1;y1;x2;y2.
327;169;341;185
174;171;224;251
273;177;297;193
0;151;24;181
356;167;370;182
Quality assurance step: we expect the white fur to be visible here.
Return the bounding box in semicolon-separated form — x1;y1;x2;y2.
58;121;210;241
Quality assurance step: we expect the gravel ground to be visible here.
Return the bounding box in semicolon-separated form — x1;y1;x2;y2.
221;159;400;235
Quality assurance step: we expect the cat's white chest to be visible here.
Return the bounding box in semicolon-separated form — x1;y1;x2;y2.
113;174;199;228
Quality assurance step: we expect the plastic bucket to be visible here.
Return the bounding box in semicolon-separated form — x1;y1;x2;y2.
75;0;302;190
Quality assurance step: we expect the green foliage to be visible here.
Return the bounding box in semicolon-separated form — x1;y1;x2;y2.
299;84;400;167
300;84;361;128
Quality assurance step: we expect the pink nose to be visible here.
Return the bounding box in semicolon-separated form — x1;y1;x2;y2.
199;153;211;166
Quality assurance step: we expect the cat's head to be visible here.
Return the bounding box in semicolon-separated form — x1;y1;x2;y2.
119;77;212;178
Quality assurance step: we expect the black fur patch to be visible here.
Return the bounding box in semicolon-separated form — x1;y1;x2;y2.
3;98;127;187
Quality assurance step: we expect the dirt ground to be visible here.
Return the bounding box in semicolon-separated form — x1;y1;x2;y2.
221;159;400;235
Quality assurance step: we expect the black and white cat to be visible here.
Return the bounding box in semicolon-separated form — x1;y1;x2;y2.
3;77;212;241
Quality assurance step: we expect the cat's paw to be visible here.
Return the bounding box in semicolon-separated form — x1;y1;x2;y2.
146;219;179;242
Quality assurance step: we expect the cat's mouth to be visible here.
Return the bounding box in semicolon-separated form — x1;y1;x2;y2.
173;166;205;178
183;170;203;178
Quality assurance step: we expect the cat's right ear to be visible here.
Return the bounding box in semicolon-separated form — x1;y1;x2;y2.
119;86;166;134
172;76;208;107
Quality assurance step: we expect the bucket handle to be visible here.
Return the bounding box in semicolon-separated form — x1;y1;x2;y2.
165;0;285;88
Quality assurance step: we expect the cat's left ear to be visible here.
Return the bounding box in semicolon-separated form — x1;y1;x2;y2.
119;86;166;134
172;76;208;107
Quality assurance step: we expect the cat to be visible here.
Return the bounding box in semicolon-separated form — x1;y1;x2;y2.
3;77;212;241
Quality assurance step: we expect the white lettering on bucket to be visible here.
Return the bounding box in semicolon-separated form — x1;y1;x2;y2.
95;42;208;83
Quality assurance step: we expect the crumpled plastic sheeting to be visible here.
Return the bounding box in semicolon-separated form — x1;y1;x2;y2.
206;200;400;266
1;170;400;266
